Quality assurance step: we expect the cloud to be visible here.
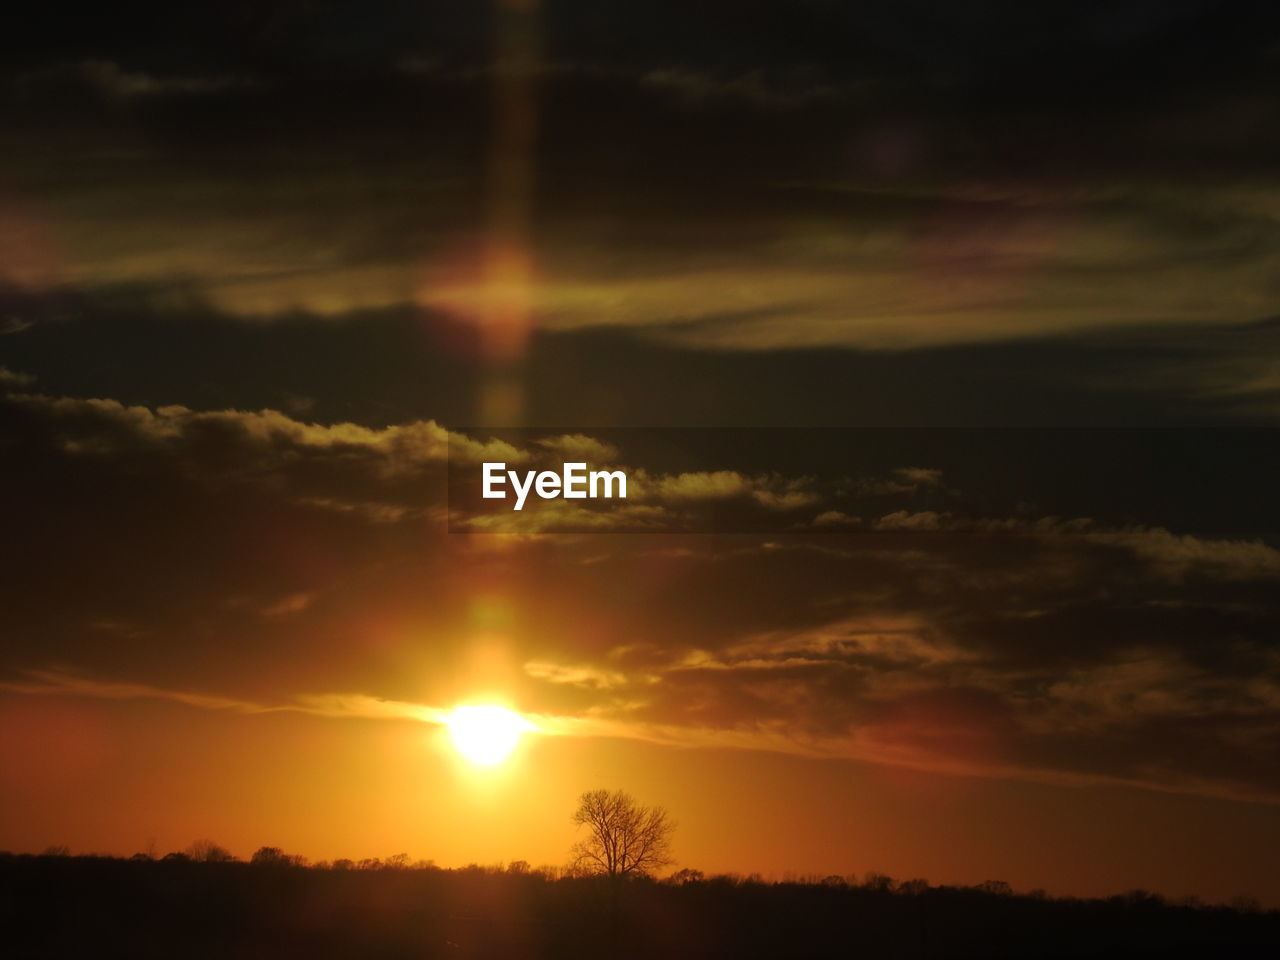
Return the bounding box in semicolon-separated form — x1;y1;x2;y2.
0;366;35;388
892;467;943;488
456;500;675;534
8;391;520;489
639;68;851;107
3;44;1279;357
12;655;1277;807
516;605;1280;804
643;470;752;501
296;496;421;524
632;470;818;510
1084;526;1280;582
712;616;971;670
258;592;315;619
15;647;1274;814
1;670;448;724
532;433;620;463
874;510;948;531
11;60;252;102
523;660;640;690
811;510;861;528
5;3;1280;851
5;385;1280;807
1;670;293;716
1039;650;1280;732
413;177;1280;352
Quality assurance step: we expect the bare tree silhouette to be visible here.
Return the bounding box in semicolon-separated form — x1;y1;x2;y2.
570;789;674;878
186;840;234;863
250;846;301;866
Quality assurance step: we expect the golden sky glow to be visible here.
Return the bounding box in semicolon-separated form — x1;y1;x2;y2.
3;0;1280;919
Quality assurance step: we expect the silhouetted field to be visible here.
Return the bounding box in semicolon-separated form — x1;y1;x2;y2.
2;853;1277;959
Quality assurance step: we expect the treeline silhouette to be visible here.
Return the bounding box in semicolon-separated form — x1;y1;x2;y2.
2;849;1277;959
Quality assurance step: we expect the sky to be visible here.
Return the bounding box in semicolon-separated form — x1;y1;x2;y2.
2;1;1280;905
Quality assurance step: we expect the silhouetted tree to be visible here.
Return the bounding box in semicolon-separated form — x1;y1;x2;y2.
186;839;235;863
251;846;293;866
570;789;674;878
4;850;1279;958
862;872;894;892
668;867;704;885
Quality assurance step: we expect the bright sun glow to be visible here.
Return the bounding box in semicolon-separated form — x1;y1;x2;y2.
445;705;530;766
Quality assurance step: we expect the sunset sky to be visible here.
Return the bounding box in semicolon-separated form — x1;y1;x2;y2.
3;1;1280;906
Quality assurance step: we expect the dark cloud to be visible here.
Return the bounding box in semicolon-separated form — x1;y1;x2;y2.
2;376;1279;802
6;282;1280;428
4;5;1280;357
2;0;1280;889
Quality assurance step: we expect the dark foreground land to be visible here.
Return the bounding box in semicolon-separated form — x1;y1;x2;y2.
3;854;1278;959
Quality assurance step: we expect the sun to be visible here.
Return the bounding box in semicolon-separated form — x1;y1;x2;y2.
445;705;531;766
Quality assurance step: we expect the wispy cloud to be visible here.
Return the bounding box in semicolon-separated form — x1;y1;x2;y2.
1;670;449;724
9;664;1276;807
